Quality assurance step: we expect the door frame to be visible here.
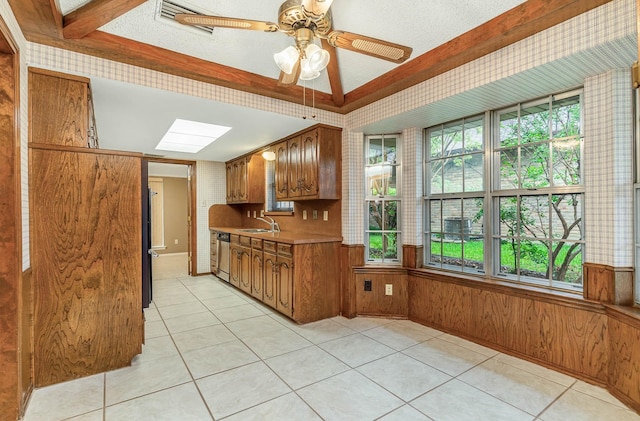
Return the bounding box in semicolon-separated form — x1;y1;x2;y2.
144;158;197;276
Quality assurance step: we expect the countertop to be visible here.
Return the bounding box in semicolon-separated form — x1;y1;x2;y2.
210;226;342;245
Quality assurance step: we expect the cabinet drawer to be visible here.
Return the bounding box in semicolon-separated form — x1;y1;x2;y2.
277;243;293;257
251;238;262;249
240;236;251;247
230;234;240;244
263;241;276;253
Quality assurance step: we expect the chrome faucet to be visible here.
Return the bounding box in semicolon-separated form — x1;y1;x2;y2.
256;216;280;232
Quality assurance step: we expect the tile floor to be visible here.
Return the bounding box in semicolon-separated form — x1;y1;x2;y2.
23;271;640;421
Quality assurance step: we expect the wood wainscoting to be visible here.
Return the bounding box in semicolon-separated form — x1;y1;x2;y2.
607;306;640;413
402;245;423;269
583;263;634;306
354;267;408;317
340;245;365;318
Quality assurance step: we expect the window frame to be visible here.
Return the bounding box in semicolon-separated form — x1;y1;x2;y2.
364;134;402;264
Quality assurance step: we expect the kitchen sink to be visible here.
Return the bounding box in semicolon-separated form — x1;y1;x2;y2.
237;228;272;233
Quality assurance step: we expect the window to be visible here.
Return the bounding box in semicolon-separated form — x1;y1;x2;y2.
425;116;485;273
265;160;293;212
424;90;584;290
365;135;401;263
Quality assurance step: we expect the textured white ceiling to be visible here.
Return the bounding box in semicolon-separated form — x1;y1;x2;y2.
60;0;526;94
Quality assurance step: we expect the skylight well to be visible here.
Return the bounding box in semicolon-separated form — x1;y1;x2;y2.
156;119;231;153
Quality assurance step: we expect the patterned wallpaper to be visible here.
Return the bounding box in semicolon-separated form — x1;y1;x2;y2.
1;0;637;271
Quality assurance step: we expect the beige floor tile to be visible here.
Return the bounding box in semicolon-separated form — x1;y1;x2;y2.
222;392;322;421
358;352;451;401
242;327;313;359
105;383;212;421
493;353;576;387
403;337;490;376
458;357;568;415
67;410;104;421
201;294;249;310
319;333;395;367
163;311;221;334
297;370;403;420
362;320;442;350
135;335;179;363
225;314;287;339
156;301;208;319
289;318;357;344
539;389;640;421
145;319;169;340
197;362;291;419
378;405;432;421
182;339;259;379
411;379;534;421
105;354;191;405
571;380;629;408
143;306;161;322
212;303;265;323
153;291;199;308
23;374;104;421
438;333;499;357
171;324;236;353
331;315;395;332
265;346;350;390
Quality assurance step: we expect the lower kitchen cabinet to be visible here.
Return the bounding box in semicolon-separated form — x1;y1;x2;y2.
228;234;340;323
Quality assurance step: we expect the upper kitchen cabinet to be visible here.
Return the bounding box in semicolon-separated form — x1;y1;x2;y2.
29;68;98;148
275;125;341;201
226;153;265;204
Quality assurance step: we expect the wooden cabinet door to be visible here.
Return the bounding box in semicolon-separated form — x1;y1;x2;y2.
226;162;235;202
301;129;319;197
237;158;247;201
276;255;294;317
287;136;302;198
250;249;263;300
274;141;289;200
263;252;278;309
229;245;241;288
238;245;251;293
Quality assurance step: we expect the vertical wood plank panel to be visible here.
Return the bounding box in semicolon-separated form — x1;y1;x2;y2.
608;308;640;412
354;269;408;317
31;149;142;386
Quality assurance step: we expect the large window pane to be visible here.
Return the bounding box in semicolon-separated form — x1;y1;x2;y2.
499;196;519;237
430;130;443;159
552;241;582;284
520;102;550;143
368;233;382;260
552;96;580;138
368;138;383;164
520;144;550;188
552;140;581;186
500;149;519;189
499;111;519;147
385;201;399;230
520;195;549;239
464;153;484;192
551;194;582;240
519;239;549;280
464;117;484;153
442;158;463;193
383;233;399;260
430;200;442;234
499;238;518;275
430;163;443;194
384;138;397;163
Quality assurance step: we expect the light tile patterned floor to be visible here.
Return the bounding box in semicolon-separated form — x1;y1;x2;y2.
23;274;640;421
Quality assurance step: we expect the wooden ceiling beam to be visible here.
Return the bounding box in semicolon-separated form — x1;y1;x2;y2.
63;0;147;39
321;39;344;107
339;0;615;113
7;0;62;40
25;30;341;112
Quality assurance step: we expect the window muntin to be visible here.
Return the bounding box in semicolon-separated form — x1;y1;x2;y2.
425;116;485;274
425;90;584;291
366;135;401;263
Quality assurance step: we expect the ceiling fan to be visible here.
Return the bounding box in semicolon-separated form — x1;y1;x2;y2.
175;0;413;86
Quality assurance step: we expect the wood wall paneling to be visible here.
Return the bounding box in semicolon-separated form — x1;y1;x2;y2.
0;32;21;421
340;245;364;318
402;245;423;269
20;268;33;414
607;306;640;413
31;148;142;386
28;68;89;148
583;263;634;305
354;268;408;317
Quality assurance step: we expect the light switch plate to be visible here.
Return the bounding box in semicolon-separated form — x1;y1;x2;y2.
303;210;307;220
385;284;393;295
323;210;328;221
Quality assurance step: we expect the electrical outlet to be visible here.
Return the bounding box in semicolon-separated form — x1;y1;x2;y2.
313;210;318;220
303;210;307;220
253;211;257;218
323;210;328;221
247;211;250;217
364;279;372;291
385;284;393;295
174;239;178;245
260;210;265;217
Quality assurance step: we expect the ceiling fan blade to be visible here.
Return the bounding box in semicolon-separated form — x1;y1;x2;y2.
327;31;412;64
301;0;334;17
278;59;301;86
175;14;279;32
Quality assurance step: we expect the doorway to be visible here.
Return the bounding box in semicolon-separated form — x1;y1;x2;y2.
143;160;196;285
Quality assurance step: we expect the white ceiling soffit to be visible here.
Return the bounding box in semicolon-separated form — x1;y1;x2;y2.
148;162;190;178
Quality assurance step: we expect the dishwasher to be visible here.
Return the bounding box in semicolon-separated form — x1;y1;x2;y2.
216;231;230;282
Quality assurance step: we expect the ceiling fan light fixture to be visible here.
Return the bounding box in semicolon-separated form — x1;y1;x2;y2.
299;58;321;80
305;43;330;72
274;45;300;74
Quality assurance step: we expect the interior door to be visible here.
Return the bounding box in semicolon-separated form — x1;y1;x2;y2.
141;160;152;308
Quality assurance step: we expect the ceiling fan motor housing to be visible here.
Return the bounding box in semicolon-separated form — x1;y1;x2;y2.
278;0;332;36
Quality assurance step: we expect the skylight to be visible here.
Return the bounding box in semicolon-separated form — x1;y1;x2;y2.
156;119;231;153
